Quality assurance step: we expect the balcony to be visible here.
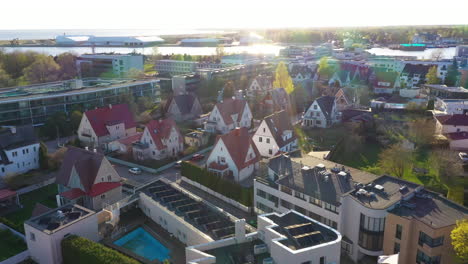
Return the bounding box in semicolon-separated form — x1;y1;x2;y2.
132;141;149;150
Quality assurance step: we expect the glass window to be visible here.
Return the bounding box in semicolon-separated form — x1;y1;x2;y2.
280;199;292;209
419;232;444;248
259;137;262;142
280;185;292;195
394;242;400;254
256;189;267;198
396;224;402;239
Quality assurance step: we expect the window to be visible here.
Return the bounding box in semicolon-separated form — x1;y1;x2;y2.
280;185;292;195
396;224;402;239
341;241;352;255
256;189;267;198
316;120;321;125
294;205;306;215
259;137;262;142
294;191;306;201
280;199;292;209
309;197;322;207
263;128;265;132
324;203;338;214
107;175;112;181
320;257;325;264
358;214;386;251
101;194;106;199
30;232;36;241
34;147;37;152
266;138;270;143
256;202;273;213
416;249;441;264
419;232;444;248
269;149;273;155
1;167;4;173
394;242;400;254
314;105;317;110
301;262;311;264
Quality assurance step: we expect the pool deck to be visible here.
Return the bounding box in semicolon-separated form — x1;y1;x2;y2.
103;208;186;264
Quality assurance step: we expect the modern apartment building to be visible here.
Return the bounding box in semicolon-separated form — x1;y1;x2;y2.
24;204;99;264
155;60;224;75
253;154;467;263
77;54;144;77
0;78;160;125
383;190;468;264
187;210;342;264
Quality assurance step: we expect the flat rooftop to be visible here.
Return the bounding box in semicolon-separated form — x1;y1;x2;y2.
0;78;157;103
265;211;339;250
349;175;421;209
26;204;94;234
388;190;468;228
426;84;468;93
205;239;270;264
142;180;237;240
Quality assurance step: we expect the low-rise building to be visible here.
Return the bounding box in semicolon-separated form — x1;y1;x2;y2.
334;88;350;112
165;94;202;121
400;64;432;89
424;84;468;99
434;98;468;115
155;60;224;76
373;71;401;94
185;130;209;148
246;75;273;97
253;110;297;157
133;118;183;160
24;204;99;264
204;98;252;134
206;127;260;182
171;74;200;95
303;96;340;128
56;147;122;211
0;125;39;178
435;114;468;134
261;88;292;115
77;54;143;77
187;210;342;264
77;104;137;150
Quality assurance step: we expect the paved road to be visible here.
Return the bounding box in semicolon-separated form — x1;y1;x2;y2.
44;135;76;153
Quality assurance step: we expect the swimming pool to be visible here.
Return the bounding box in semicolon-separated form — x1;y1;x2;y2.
114;227;170;262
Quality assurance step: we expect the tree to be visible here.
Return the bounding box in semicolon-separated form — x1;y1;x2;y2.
125;68;145;79
317;56;333;80
426;66;441;84
451;220;468;261
38;142;49;170
408;118;435;146
445;58;460;86
56;52;77;80
215;45;225;59
377;144;412;178
70;110;83;132
429;149;463;183
273;61;295;94
23;55;60;83
0;65;14;88
429;49;444;61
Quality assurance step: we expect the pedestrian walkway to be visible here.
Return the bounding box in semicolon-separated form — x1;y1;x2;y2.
178;180;256;223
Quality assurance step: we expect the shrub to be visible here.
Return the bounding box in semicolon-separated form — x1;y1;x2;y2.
0;217;24;233
181;161;253;206
61;235;140;264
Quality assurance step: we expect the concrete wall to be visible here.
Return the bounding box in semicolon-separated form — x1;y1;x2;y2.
138;192;213;246
25;212;98;264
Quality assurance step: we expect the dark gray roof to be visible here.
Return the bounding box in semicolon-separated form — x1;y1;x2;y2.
0;125;38;165
169;94;198;115
263;111;296;148
316;96;335;120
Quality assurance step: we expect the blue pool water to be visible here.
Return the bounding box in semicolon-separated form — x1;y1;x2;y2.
114;227;170;261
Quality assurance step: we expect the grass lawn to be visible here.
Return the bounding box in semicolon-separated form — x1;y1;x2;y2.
0;229;27;261
299;125;348;150
331;141;383;169
3;184;58;232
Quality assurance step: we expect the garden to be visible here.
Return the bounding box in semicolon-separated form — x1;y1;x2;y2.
0;228;27;261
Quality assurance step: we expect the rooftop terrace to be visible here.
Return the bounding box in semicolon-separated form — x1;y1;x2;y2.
265;211;339;250
142;180;237;240
26;204;94;234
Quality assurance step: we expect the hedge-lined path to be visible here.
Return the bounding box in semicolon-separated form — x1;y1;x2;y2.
178;180;256;223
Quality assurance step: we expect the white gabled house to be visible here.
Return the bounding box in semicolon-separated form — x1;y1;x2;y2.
246;75;273;97
204;98;252;134
206;127;260;182
133;118;184;161
303;96;340;128
253;110;298;157
334;88;350;112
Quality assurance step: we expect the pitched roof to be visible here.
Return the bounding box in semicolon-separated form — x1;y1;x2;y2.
374;71;399;88
167;94;198;115
402;64;431;77
0;125;38;165
145;118;182;150
0;189;16;200
289;65;312;78
436;114;468;126
84;104;136;137
215;98;248;125
315;96;336;119
56;147;105;192
215;127;260;170
250;75;273;90
117;132;143;145
262;111;297;149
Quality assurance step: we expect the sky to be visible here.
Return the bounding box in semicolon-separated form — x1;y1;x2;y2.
1;0;467;30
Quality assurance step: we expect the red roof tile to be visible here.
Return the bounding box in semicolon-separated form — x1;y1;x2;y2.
118;132;143;145
87;182;121;197
85;104;136;137
436;114;468;126
145;118;183;150
214;127;260;170
0;189;16;200
60;188;85;200
208;162;229;171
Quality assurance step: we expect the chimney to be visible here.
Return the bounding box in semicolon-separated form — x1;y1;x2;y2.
85;146;89;151
93;148;97;153
109;104;112;109
235;219;246;243
10;127;16;134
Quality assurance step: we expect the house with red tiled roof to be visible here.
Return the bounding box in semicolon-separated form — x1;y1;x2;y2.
133;118;183;161
435;114;468;134
253;110;297;157
204;98;252;134
77;104;137;150
56;147;122;211
206;127;260;182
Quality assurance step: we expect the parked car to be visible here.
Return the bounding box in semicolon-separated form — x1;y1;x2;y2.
458;152;468;163
128;167;142;174
175;160;183;169
191;153;205;161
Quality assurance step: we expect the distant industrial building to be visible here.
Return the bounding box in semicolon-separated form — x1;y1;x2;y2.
77;54;144;77
55;35;164;47
180;38;231;47
0;78;160;125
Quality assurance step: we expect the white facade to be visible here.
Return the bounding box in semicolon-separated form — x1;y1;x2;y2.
303;99;340;128
252;120;297;157
135;124;183;160
77;54;144;77
435;98;468;115
205;102;252;134
0;143;40;178
24;206;99;264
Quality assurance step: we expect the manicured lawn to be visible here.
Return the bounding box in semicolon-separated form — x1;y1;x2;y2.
299;125;348;150
3;184;58;232
0;229;27;261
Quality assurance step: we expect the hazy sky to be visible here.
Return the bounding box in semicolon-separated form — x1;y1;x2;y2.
1;0;467;30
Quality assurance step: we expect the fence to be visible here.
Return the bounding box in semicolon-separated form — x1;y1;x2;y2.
106;146;214;174
0;223;30;264
181;177;251;213
16;177;55;195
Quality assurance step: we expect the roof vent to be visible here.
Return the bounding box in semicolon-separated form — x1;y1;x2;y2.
316;163;325;170
302;166;310;171
399;185;408;192
85;146;89;151
374;185;384;192
338;171;347;177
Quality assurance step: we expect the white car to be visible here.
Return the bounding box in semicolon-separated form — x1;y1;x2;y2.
128;167;142;175
458;152;468;163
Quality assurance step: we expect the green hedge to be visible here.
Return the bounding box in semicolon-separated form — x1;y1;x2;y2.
0;217;24;233
181;161;253;206
61;235;140;264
